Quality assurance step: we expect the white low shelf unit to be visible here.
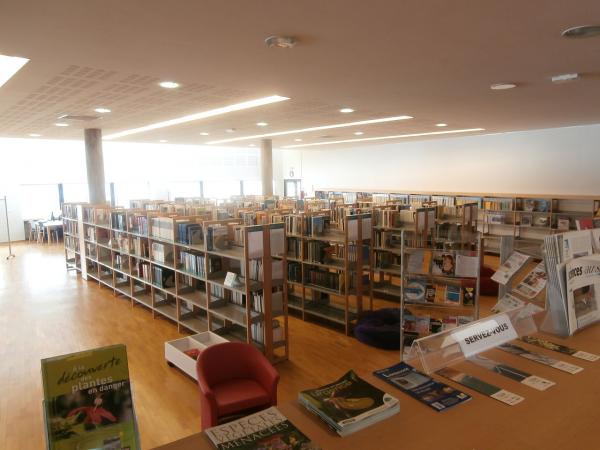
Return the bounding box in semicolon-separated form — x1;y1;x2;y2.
165;332;229;380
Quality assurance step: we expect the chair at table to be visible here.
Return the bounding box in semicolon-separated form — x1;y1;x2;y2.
196;342;279;430
35;221;46;244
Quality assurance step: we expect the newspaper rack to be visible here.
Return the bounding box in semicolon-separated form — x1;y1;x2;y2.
406;307;538;374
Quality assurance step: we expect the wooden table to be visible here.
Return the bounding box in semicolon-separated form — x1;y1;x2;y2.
42;220;63;243
153;325;600;450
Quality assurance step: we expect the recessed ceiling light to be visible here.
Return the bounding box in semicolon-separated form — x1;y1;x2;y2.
225;128;236;133
103;95;289;140
294;138;303;142
159;81;180;89
256;122;268;127
249;144;256;147
159;139;168;143
0;54;29;89
28;133;41;137
55;123;69;127
206;115;413;144
265;35;297;48
436;123;448;127
94;107;111;113
551;73;579;83
199;132;210;136
339;108;354;113
354;131;364;136
283;128;485;148
562;25;600;38
490;83;517;90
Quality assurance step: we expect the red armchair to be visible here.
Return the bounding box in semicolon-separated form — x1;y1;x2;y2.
196;342;280;429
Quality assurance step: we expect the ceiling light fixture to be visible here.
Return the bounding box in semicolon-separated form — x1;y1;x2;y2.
28;133;41;137
249;144;256;147
55;123;69;127
294;138;303;142
0;54;29;89
94;107;111;113
490;83;517;90
562;25;600;38
551;73;579;83
354;131;364;135
199;132;210;136
339;108;354;113
265;35;297;48
206;115;413;144
282;128;485;148
103;95;289;140
436;123;448;127
225;128;236;133
159;139;168;143
256;122;268;127
159;81;180;89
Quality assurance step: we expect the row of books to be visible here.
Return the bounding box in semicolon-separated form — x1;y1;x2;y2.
151;242;173;264
404;279;475;306
150;217;175;241
114;254;128;271
110;234;130;253
179;251;207;278
285;215;303;235
153;266;175;289
288;262;302;283
287;237;301;258
64;236;79;253
374;230;402;249
483;198;513;211
374;251;402;271
404;313;474;338
177;221;203;245
63;219;78;235
111;212;127;231
305;268;345;292
251;319;284;344
62;203;78;219
132;237;150;259
128;215;148;235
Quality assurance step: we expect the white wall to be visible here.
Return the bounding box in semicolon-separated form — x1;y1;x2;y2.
290;124;600;196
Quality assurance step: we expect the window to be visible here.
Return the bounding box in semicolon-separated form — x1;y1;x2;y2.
242;180;262;196
203;180;241;199
18;184;61;220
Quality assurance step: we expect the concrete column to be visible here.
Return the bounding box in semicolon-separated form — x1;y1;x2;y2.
260;138;273;197
84;128;106;204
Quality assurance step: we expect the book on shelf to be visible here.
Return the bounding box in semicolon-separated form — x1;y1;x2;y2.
556;217;570;231
207;225;230;251
298;370;399;437
520;213;532;227
177;221;203;245
205;406;319;450
431;251;455;276
41;344;139;450
373;362;471;412
153;266;175;289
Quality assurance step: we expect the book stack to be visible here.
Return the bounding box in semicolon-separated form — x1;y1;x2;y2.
151;242;172;264
177;221;203;245
179;251;206;278
299;370;399;437
288;262;302;283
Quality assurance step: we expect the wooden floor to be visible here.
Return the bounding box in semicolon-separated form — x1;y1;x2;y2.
0;242;497;450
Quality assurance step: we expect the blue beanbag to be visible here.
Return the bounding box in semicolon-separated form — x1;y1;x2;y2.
354;308;402;350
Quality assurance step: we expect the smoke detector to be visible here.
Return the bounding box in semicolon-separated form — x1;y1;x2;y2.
265;36;297;49
562;25;600;38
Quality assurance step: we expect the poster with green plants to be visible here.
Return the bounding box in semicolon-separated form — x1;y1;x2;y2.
41;344;139;450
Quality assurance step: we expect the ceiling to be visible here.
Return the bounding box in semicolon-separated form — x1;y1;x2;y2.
0;0;599;149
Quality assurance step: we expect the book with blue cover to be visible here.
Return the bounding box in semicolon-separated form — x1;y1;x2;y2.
374;362;471;412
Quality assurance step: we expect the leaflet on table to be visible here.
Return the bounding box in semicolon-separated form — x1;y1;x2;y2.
520;336;600;362
436;367;524;406
565;254;600;334
451;314;518;358
562;230;593;260
491;251;530;285
498;343;583;374
491;293;525;314
513;261;547;299
373;362;471;412
468;355;555;391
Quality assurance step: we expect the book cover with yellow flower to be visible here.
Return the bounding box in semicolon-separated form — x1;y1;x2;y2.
41;344;139;449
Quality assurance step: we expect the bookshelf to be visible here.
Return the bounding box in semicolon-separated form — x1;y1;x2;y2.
284;211;372;335
64;203;289;363
399;206;482;359
316;189;600;253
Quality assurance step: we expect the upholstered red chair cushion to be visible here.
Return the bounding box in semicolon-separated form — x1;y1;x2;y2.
212;379;271;417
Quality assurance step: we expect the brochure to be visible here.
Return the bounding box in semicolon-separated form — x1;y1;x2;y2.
498;343;583;374
435;367;524;406
491;293;525;313
520;336;600;362
491;252;530;285
373;362;471;412
205;406;320;450
514;261;547;299
468;355;555;391
562;230;593;260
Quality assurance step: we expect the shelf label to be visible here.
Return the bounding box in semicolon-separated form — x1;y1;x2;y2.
452;314;518;358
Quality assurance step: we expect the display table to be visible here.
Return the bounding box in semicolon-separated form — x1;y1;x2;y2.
152;326;600;450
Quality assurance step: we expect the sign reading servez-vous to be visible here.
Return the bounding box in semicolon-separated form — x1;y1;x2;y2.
452;314;518;358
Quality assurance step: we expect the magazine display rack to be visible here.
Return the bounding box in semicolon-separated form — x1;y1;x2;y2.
399;206;482;360
406;307;538;374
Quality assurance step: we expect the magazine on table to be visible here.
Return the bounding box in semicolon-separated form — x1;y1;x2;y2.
205;406;320;450
435;367;524;406
498;343;583;374
468;355;555;391
491;251;530;285
565;254;600;334
373;362;471;412
41;344;139;450
298;370;399;437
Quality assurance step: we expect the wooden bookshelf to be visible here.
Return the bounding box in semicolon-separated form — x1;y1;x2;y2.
64;203;289;363
316;189;600;253
284;211;372;335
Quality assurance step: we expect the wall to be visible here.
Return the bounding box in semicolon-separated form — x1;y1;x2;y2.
289;124;600;196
